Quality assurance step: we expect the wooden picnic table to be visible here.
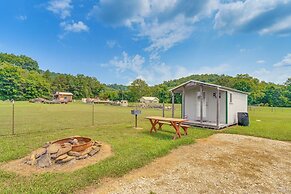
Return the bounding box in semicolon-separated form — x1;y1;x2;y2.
145;116;189;140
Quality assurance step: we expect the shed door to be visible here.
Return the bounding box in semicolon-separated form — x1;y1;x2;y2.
196;92;207;120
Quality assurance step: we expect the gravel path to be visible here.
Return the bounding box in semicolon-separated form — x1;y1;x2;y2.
80;134;291;194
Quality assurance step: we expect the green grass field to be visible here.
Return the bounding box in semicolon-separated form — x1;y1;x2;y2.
225;106;291;141
0;102;290;193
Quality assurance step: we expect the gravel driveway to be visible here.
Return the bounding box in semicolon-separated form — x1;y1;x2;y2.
81;134;291;194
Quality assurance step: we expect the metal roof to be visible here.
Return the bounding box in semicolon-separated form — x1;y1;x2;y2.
169;80;249;95
140;97;159;100
54;92;73;96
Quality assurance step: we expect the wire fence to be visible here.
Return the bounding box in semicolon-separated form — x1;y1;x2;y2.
1;101;289;136
248;106;290;112
0;101;178;136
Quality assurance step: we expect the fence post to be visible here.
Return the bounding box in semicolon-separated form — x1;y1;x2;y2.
12;100;15;135
162;101;165;117
92;102;95;126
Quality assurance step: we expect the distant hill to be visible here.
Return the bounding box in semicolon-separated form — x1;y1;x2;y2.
163;74;229;88
106;84;128;91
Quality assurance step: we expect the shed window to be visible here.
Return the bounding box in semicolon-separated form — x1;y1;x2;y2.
230;93;233;103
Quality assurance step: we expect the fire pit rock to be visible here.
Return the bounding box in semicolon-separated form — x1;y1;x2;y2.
25;137;102;168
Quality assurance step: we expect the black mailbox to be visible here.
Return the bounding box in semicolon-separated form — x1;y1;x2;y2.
131;110;141;115
131;110;141;128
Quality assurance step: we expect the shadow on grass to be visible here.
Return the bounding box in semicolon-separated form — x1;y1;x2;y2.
141;130;176;140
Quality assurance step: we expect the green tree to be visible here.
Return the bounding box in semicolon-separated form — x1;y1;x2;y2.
284;78;291;106
262;85;288;107
22;71;51;99
0;62;51;100
128;79;150;102
285;78;291;87
151;84;171;103
0;62;24;100
0;53;39;71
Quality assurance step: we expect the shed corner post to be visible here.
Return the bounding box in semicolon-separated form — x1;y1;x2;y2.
171;91;175;118
225;91;228;125
200;85;203;124
216;87;220;129
182;86;186;119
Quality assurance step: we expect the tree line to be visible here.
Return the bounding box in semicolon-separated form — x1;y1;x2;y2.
0;53;290;107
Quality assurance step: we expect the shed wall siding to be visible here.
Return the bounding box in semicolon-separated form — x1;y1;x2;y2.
228;92;248;124
184;87;227;124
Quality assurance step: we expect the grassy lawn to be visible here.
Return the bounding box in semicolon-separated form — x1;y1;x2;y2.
0;102;290;193
0;102;213;193
224;106;291;141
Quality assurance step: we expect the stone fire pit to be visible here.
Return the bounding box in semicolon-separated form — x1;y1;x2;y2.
25;136;102;168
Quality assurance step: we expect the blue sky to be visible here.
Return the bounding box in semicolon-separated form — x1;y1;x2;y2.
0;0;290;85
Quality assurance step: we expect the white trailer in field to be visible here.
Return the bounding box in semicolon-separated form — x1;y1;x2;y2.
170;80;248;129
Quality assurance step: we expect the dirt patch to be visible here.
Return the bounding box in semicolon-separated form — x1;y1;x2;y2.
80;134;291;194
0;143;112;176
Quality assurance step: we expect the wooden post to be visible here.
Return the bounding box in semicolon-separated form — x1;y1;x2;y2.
171;92;175;118
200;85;203;123
182;86;185;119
92;102;95;126
162;101;165;117
12;100;15;135
216;87;220;129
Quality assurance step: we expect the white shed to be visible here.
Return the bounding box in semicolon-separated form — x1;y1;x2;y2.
140;97;159;104
120;100;129;107
170;80;248;129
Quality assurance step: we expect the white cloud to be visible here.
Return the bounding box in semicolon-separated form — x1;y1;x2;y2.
195;64;230;75
105;51;232;85
105;51;290;84
251;67;291;84
16;15;27;21
91;0;218;62
214;0;291;35
88;0;291;61
106;51;177;84
60;21;89;32
256;60;265;64
47;0;72;19
251;53;291;83
140;15;195;61
273;53;291;67
106;40;120;48
259;15;291;35
109;51;144;73
174;64;230;78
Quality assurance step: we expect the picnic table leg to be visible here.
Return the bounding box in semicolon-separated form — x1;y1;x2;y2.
149;119;159;133
170;121;182;140
181;126;188;135
158;122;164;130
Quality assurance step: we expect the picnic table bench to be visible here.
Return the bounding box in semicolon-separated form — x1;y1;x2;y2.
146;116;191;140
